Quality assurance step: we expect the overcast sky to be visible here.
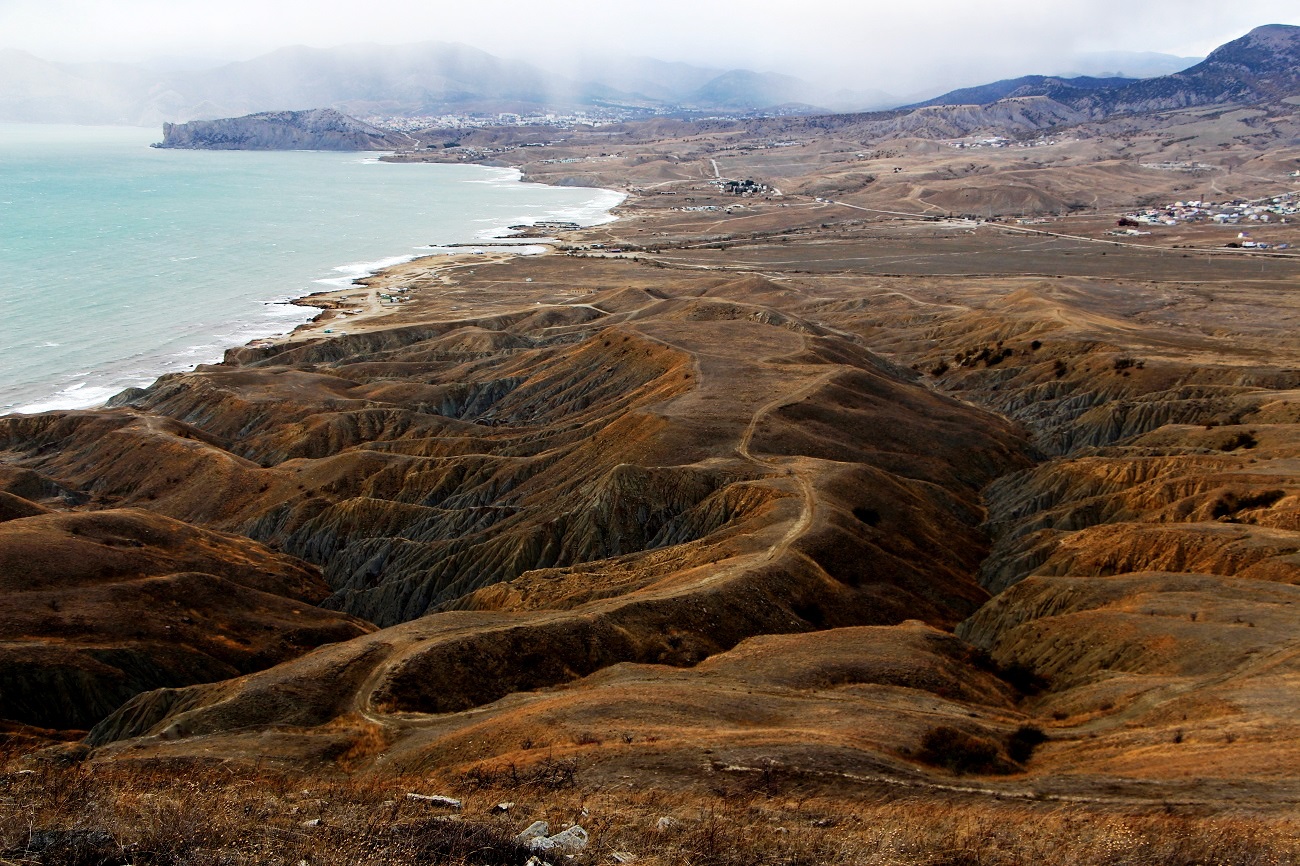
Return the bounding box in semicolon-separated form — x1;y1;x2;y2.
5;0;1300;94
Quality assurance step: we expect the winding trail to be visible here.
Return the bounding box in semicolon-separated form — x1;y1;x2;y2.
736;368;839;562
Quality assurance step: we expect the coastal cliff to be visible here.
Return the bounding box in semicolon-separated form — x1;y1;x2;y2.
156;108;412;151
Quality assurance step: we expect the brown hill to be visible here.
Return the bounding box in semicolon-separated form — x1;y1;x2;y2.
5;101;1300;860
0;508;371;730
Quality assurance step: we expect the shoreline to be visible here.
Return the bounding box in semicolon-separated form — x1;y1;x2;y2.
251;171;629;348
258;247;539;346
6;162;625;415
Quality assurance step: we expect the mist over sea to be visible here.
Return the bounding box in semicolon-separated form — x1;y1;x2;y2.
0;124;622;414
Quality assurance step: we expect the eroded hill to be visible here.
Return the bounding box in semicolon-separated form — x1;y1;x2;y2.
5;68;1300;864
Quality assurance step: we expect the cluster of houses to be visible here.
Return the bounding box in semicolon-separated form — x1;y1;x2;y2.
1119;192;1300;229
538;154;622;166
1139;161;1216;173
713;178;774;196
946;136;1069;150
364;109;640;131
949;136;1012;149
711;140;803;154
1111;193;1299;249
1226;232;1291;250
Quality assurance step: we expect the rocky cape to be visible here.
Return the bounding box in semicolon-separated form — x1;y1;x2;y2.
155;108;414;151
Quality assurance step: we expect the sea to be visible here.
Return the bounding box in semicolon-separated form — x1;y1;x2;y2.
0;124;623;415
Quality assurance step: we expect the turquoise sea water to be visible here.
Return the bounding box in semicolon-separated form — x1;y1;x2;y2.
0;124;622;414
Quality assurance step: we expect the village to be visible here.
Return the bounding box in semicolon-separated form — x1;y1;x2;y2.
1114;190;1300;248
946;135;1072;149
712;178;776;196
362;108;651;131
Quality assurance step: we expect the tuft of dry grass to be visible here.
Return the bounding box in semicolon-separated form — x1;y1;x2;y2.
0;746;1296;866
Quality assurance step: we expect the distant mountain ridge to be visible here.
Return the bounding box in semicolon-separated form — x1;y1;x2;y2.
0;42;890;125
1055;50;1203;79
909;75;1141;109
752;24;1300;146
919;25;1300;118
2;26;1293;129
1070;23;1300;115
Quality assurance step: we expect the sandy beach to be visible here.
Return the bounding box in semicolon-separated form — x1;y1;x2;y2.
258;249;531;345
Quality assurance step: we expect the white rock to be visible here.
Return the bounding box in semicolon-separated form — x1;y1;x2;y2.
493;801;515;813
405;793;461;809
655;817;676;831
531;825;589;854
515;820;550;844
300;818;321;828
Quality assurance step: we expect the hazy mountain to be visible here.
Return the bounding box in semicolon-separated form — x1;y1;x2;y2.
732;24;1300;151
1;29;1288;128
0;49;168;124
677;69;893;113
559;55;726;104
169;42;609;119
0;42;903;125
0;42;882;124
1057;50;1203;79
1074;23;1300;115
890;24;1300;135
684;69;819;110
909;75;1139;110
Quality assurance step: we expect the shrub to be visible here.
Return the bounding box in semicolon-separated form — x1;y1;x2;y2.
998;662;1049;696
916;726;1012;775
852;506;882;527
1006;725;1048;764
1112;356;1142;372
1220;431;1259;452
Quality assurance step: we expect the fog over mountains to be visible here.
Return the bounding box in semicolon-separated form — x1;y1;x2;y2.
0;40;1202;126
913;25;1300;118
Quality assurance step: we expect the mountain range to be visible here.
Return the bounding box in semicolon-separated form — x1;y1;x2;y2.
722;24;1300;147
0;42;896;125
0;40;1205;126
915;25;1300;117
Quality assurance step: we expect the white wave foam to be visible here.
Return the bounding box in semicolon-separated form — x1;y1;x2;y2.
465;168;523;186
263;302;312;319
537;190;627;227
313;254;418;287
12;382;123;414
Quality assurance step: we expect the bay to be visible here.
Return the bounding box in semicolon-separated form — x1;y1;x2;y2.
0;124;622;414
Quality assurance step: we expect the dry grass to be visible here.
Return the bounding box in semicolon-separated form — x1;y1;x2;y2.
1;746;1296;866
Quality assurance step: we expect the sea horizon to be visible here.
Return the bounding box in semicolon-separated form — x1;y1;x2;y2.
0;124;623;415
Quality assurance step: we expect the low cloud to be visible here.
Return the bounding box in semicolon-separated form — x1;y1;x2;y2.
3;0;1299;96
